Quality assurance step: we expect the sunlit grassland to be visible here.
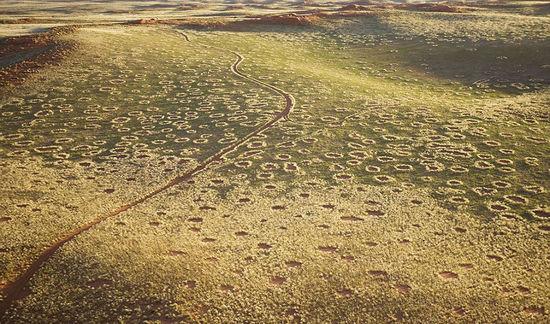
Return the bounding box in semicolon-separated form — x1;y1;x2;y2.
0;7;549;323
179;16;549;222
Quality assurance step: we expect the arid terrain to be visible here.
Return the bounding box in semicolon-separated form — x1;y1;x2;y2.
0;1;549;322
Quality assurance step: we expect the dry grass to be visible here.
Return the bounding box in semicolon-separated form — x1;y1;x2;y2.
0;2;549;322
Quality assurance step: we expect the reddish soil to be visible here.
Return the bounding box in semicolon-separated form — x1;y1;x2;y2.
127;2;470;31
0;26;77;88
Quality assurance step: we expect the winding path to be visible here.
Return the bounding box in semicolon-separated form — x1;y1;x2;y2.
0;30;295;318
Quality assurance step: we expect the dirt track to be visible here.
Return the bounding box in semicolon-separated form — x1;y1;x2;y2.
0;29;295;318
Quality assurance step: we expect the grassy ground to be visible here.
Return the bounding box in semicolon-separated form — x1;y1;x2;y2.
0;3;549;323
